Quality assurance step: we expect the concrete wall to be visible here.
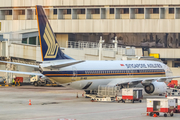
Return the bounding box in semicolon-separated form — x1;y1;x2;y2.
9;44;41;61
2;19;180;33
56;34;68;48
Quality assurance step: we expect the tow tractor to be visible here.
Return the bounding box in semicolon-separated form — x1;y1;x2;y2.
30;75;52;86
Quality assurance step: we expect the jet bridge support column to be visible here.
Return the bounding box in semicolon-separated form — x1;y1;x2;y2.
99;36;104;61
6;62;15;84
6;63;11;84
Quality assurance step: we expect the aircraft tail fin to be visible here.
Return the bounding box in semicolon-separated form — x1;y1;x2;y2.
36;5;73;61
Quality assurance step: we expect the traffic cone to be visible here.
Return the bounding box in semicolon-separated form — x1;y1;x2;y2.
29;100;31;105
153;114;157;117
147;113;149;116
165;93;167;98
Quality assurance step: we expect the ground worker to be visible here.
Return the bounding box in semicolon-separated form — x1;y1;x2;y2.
174;84;177;89
3;80;6;84
18;79;20;86
12;78;15;85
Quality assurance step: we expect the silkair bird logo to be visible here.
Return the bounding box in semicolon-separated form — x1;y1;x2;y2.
43;23;59;58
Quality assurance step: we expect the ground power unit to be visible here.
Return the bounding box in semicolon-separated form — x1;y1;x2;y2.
167;96;180;113
147;98;176;117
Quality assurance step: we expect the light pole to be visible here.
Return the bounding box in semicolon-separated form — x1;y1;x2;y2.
113;36;118;52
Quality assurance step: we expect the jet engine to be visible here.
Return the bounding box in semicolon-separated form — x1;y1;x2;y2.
144;81;167;95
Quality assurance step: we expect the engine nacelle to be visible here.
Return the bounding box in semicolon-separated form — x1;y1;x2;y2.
144;81;167;95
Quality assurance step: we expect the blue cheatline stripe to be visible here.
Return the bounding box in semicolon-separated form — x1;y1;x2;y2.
42;69;165;74
42;69;165;77
45;73;165;77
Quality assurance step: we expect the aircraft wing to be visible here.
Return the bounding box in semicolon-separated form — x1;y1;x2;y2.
0;70;42;76
107;78;142;86
0;60;39;68
107;76;180;86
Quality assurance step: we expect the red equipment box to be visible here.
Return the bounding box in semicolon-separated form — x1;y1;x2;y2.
147;98;175;117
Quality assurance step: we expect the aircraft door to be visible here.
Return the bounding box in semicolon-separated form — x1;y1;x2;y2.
72;67;77;81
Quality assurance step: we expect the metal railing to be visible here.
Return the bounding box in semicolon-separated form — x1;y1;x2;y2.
67;41;116;49
66;41;136;56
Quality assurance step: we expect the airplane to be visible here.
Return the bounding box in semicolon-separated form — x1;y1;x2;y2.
0;5;179;95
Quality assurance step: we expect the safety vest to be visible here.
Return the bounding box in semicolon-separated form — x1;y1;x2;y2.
12;79;15;83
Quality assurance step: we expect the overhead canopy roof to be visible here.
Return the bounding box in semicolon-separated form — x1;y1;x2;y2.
0;29;38;41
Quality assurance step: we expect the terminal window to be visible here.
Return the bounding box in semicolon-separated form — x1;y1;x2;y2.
110;8;114;14
29;37;36;45
19;10;25;15
38;37;40;45
137;8;144;14
80;9;85;14
152;8;159;14
77;9;85;14
22;38;27;44
123;8;129;14
92;9;100;14
5;10;12;15
53;9;57;15
67;9;71;14
169;8;174;14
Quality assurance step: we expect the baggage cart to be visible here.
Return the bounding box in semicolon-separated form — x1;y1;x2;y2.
97;85;120;97
167;96;180;113
147;98;176;117
119;88;143;103
167;88;180;96
89;85;120;102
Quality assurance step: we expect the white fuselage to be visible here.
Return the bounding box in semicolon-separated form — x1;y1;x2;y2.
41;60;172;90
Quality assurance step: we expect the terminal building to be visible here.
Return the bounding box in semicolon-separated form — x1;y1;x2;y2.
0;0;180;82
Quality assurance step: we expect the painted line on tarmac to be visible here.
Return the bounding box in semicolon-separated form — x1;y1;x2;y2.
16;107;144;120
107;115;143;120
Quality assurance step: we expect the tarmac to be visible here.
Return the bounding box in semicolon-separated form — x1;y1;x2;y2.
0;86;180;120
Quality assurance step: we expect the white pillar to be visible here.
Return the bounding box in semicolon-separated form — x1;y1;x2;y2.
99;36;104;61
27;37;29;44
36;36;38;45
167;60;175;67
113;36;118;52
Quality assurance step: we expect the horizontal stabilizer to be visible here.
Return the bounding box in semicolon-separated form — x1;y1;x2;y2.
41;60;85;69
0;61;39;68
